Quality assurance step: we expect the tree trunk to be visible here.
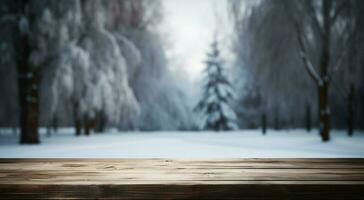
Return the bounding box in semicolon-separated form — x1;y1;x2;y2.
348;84;354;136
305;102;311;132
273;107;279;130
52;115;58;134
318;83;330;142
17;19;39;144
95;112;106;133
84;115;91;136
73;102;82;136
18;72;39;144
262;113;266;135
318;0;331;142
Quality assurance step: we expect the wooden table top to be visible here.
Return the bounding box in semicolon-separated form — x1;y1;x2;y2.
0;158;364;199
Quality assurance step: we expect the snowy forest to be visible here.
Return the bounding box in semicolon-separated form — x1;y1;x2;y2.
0;0;193;142
229;0;364;141
0;0;363;157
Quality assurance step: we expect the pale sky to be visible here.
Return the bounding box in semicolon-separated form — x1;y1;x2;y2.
161;0;233;82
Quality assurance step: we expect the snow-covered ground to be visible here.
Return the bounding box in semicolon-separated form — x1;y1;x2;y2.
0;128;363;158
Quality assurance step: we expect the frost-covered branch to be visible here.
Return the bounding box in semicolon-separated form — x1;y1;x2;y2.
283;0;323;85
295;24;322;86
301;1;324;38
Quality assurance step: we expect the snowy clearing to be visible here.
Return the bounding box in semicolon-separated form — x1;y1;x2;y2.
0;129;363;158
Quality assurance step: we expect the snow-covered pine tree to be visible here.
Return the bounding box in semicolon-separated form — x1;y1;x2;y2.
195;40;238;131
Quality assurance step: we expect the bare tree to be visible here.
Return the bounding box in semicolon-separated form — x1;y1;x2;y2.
285;0;358;141
229;0;362;141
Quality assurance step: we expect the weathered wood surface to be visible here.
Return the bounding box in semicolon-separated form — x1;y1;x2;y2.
0;158;364;199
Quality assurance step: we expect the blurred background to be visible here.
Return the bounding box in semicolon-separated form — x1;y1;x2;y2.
0;0;363;157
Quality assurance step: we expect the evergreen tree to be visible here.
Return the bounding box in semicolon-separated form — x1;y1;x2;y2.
195;40;238;131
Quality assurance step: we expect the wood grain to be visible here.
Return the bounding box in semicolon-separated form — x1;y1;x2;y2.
0;159;363;199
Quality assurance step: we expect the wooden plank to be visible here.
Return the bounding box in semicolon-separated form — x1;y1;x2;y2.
0;159;364;199
1;158;364;169
1;169;364;183
1;184;364;200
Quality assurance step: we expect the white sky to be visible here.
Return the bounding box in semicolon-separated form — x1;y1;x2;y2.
161;0;233;82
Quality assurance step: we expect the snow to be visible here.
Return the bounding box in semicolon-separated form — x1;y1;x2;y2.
113;34;141;76
220;101;238;121
0;129;363;158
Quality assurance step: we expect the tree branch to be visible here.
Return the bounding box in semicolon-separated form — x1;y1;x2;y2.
331;1;348;24
328;24;357;80
283;0;322;86
297;33;323;86
303;1;324;38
